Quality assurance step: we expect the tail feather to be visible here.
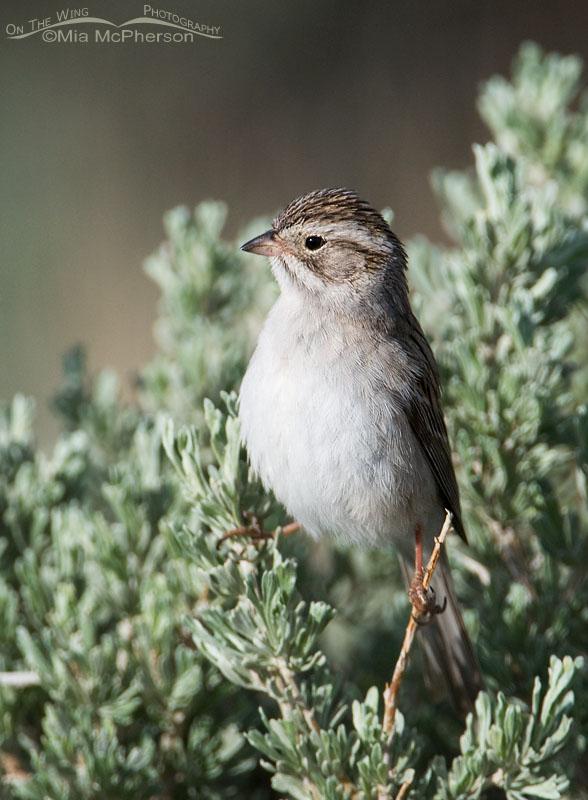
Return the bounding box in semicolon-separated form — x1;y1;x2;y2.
400;548;484;714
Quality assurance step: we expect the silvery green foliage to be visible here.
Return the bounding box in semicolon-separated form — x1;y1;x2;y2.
411;138;588;543
406;47;588;728
433;656;580;800
478;42;588;215
139;203;276;423
0;357;270;799
0;42;587;799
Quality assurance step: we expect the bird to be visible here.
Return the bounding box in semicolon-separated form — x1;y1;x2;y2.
238;187;483;711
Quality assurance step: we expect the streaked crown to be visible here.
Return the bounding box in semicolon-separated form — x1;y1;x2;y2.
274;187;395;243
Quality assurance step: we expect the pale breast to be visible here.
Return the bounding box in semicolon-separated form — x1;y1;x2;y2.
238;296;441;548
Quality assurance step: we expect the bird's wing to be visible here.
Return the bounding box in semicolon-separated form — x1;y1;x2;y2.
394;321;466;541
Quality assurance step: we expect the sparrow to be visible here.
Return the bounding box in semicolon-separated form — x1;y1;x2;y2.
238;187;483;711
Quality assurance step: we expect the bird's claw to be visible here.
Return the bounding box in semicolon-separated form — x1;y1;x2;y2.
217;511;271;549
217;515;302;549
408;569;447;624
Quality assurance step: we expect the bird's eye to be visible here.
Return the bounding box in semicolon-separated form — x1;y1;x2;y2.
305;235;325;251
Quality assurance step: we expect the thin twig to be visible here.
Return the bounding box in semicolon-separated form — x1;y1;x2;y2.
395;775;414;800
382;510;453;740
275;658;320;733
266;664;360;799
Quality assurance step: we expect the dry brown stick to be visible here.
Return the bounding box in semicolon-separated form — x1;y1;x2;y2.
266;664;360;799
394;775;414;800
382;510;453;740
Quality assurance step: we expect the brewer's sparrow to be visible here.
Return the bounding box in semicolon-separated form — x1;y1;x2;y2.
239;187;483;710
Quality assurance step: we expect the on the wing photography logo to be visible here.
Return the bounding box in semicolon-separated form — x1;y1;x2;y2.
5;5;222;44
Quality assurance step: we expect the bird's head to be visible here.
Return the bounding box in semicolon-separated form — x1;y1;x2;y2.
241;188;408;311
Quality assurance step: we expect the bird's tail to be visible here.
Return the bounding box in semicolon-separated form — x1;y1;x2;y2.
400;548;484;714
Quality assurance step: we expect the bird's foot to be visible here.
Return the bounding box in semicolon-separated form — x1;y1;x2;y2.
408;569;447;624
217;514;300;548
217;511;270;548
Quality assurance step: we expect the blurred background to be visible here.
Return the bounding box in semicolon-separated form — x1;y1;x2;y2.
2;0;588;443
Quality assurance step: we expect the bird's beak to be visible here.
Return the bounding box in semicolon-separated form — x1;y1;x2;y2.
241;229;282;257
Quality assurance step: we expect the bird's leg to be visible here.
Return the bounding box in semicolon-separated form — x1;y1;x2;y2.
408;524;427;611
217;513;300;548
408;524;447;623
281;521;301;536
415;523;423;573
